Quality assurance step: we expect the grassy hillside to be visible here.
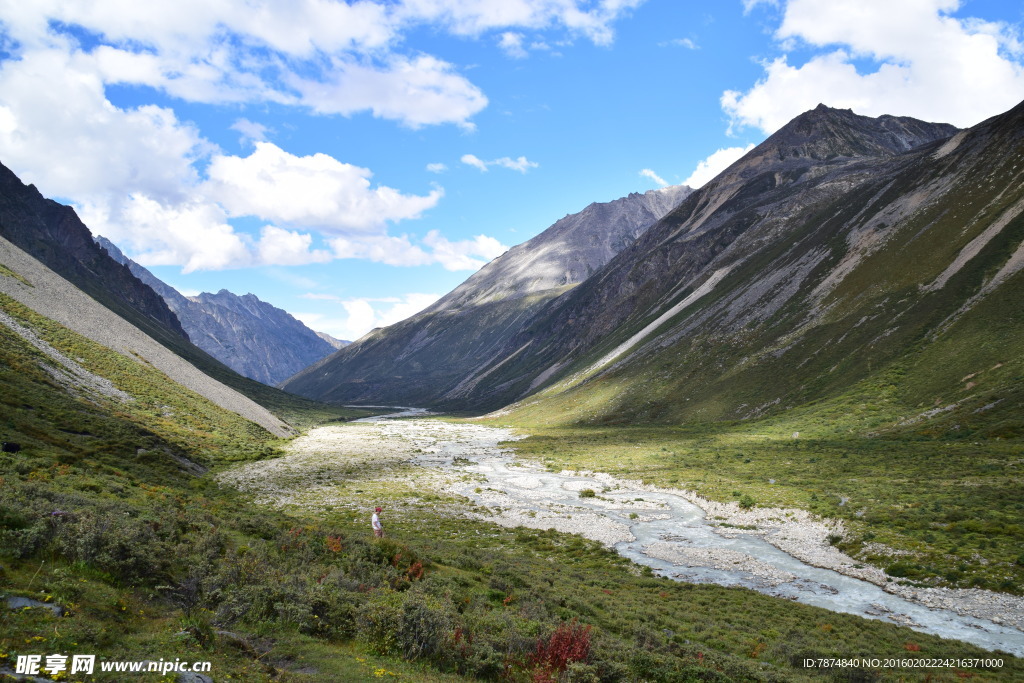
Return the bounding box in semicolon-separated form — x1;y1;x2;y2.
4;293;1021;681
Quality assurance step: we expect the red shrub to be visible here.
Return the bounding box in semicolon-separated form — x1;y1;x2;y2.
529;620;592;682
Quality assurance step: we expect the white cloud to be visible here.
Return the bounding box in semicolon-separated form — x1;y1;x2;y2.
88;195;250;273
681;144;756;189
205;142;443;232
256;225;333;266
328;231;508;271
395;0;645;46
461;153;539;173
742;0;778;13
639;168;668;187
0;1;643;131
660;38;698;49
725;0;1024;133
422;230;508;270
230;118;271;145
461;154;490;172
329;234;433;268
499;32;529;58
0;0;638;274
294;292;443;341
288;54;488;129
426;162;448;173
0;48;206;203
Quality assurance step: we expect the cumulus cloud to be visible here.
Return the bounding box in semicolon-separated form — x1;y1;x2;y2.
288;54;488;130
0;48;205;203
205;142;443;232
426;162;448;173
85;196;250;273
726;0;1024;132
422;230;508;271
256;226;333;266
681;144;756;189
461;154;539;173
0;1;643;130
295;292;443;341
639;168;668;187
328;234;433;268
0;0;635;274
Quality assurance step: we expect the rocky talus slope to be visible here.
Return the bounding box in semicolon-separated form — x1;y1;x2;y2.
0;236;292;436
0;161;188;341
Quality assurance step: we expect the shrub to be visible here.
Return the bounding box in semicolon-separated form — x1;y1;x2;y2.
53;506;171;584
738;494;755;509
357;591;458;663
579;489;596;499
529;619;592;682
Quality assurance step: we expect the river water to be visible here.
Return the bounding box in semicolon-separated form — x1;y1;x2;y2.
359;409;1024;657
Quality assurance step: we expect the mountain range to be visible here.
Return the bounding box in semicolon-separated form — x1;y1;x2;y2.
283;184;692;405
95;236;345;386
283;101;1024;441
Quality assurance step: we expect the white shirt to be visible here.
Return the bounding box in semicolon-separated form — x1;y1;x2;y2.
372;512;382;530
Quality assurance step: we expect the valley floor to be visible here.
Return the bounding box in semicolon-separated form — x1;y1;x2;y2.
217;413;1024;658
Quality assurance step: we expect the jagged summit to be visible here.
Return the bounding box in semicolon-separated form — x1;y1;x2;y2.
760;104;958;162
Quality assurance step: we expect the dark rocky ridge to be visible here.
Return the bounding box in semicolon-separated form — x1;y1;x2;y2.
96;236;338;386
0;161;188;341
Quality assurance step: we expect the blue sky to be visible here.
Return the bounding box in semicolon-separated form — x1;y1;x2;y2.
1;1;1022;341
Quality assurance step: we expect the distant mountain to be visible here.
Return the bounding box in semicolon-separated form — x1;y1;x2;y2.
315;331;350;350
95;236;339;386
0;162;188;341
282;184;693;404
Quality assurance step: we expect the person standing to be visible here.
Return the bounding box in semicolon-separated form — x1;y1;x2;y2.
372;506;384;538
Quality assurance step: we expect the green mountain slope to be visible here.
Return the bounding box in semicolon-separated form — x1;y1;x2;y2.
466;102;1021;430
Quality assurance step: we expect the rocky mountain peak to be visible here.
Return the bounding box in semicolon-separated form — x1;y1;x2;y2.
760;105;959;163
